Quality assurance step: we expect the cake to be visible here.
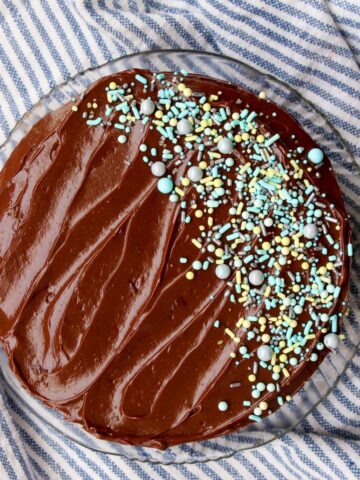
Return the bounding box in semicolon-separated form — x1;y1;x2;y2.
0;69;352;449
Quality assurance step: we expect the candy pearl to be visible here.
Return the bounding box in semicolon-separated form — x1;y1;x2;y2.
264;218;273;227
151;161;166;177
324;333;339;350
249;269;264;286
157;177;173;194
215;264;231;280
303;223;318;239
118;135;127;144
140;98;155;115
187;166;203;182
177;118;193;135
217;137;233;154
308;148;324;164
294;305;303;315
218;401;229;412
257;345;273;362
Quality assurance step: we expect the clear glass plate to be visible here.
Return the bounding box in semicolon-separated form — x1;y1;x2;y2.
0;50;359;465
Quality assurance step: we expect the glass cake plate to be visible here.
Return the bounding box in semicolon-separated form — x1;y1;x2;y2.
0;50;359;465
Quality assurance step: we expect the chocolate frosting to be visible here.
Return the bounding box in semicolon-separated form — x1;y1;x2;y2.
0;69;351;449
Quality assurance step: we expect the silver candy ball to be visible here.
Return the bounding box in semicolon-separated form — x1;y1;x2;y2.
151;161;166;177
257;345;273;362
217;137;234;154
324;333;339;350
140;98;155;115
215;264;231;280
249;269;264;286
177;118;193;135
187;166;203;182
303;223;318;239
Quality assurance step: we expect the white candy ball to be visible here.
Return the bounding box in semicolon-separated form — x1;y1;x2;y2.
264;218;273;228
215;264;231;280
140;98;155;115
303;223;318;239
177;118;193;135
217;137;234;154
257;345;273;362
249;269;264;286
151;161;166;177
218;401;229;412
187;166;203;182
324;333;339;350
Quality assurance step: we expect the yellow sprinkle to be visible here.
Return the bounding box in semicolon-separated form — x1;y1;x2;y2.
293;285;300;293
248;374;256;382
215;248;224;257
290;160;299;171
262;333;271;343
243;320;251;329
259;91;267;99
256;134;265;143
274;262;281;271
213;179;223;187
306;296;315;303
209;94;218;102
281;237;290;246
109;81;117;89
195;209;203;218
302;261;309;270
236;271;241;284
186;271;194;280
181;178;190;187
202;102;211;112
191;239;202;249
306;334;316;340
200;119;208;127
242;132;250;141
253;226;261;235
208;217;213;227
185;135;197;142
236;317;244;328
71;105;78;111
237;202;244;215
273;364;280;373
199;161;208;169
200;176;213;184
326;262;334;270
229;352;236;358
283;342;300;354
234;134;242;143
282;368;290;378
234;337;240;343
264;286;271;297
178;83;186;92
155;110;163;119
281;247;290;256
169;118;177;127
225;328;235;339
279;354;287;363
216;259;224;265
175;187;185;197
241;284;250;291
262;242;271;250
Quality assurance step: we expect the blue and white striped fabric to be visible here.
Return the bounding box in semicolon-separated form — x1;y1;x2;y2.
0;1;359;479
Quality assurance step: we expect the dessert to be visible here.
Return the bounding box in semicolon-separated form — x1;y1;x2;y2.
0;69;352;449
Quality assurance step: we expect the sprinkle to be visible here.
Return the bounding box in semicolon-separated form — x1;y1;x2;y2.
135;74;148;85
347;243;353;257
191;239;202;249
86;117;103;126
264;133;280;147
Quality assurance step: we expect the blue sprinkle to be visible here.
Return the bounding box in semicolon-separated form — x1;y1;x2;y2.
347;243;353;257
86;117;102;126
135;74;148;85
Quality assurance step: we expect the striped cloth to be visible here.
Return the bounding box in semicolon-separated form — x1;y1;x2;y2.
0;1;359;479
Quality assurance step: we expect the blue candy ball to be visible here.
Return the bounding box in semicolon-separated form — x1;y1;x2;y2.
157;177;173;194
308;148;324;164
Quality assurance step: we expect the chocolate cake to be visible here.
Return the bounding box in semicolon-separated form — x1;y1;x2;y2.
0;69;352;449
